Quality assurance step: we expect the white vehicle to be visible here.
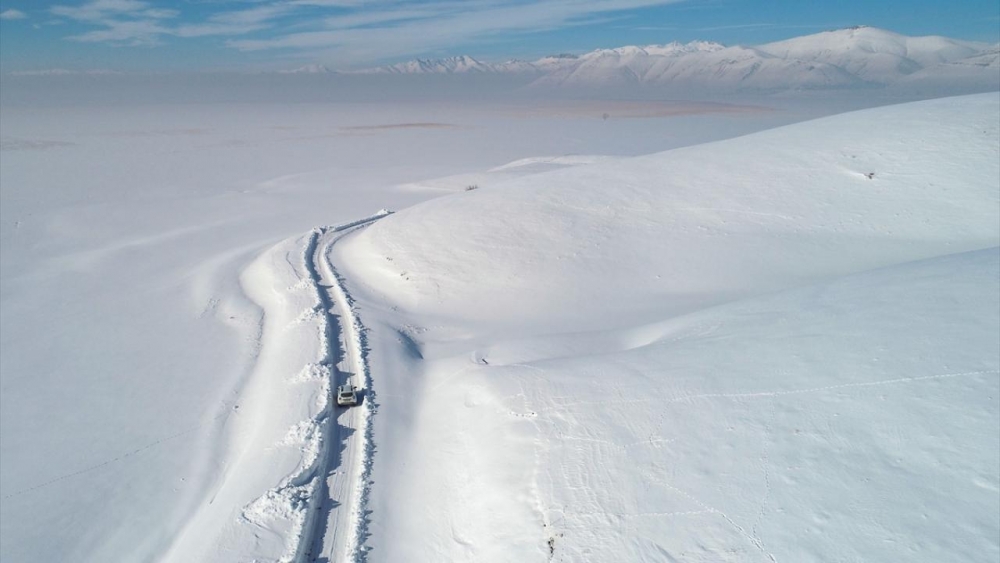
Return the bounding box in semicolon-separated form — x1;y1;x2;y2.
336;384;359;407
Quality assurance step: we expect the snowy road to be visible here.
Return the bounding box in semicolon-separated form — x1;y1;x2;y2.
299;216;384;563
300;220;383;561
162;214;388;563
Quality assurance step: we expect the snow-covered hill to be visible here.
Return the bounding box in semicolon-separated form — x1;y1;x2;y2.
537;43;864;90
333;93;1000;561
757;26;987;82
346;94;998;328
341;27;997;93
892;45;1000;94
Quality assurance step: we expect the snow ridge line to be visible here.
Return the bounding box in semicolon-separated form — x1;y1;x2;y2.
317;228;379;562
328;209;393;234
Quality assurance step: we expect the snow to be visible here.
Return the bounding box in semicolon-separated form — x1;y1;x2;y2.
0;97;815;561
757;27;988;81
358;55;496;74
339;28;997;95
344;94;998;329
0;70;997;563
333;93;1000;561
278;64;334;74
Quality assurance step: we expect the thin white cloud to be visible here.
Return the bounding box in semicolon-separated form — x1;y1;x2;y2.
46;0;693;63
70;19;170;44
9;68;122;75
174;21;269;38
695;23;775;31
209;3;295;25
172;2;297;37
54;0;293;44
322;7;452;30
0;8;28;20
289;0;378;6
232;0;687;57
51;0;176;22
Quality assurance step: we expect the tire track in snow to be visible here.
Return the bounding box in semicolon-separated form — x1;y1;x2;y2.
312;217;382;562
279;211;388;563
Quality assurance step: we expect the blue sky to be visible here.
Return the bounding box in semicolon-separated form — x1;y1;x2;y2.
1;0;997;71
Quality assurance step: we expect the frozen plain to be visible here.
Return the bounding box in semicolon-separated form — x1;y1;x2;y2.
0;89;998;563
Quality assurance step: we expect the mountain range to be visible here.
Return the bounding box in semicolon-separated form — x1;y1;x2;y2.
294;27;998;92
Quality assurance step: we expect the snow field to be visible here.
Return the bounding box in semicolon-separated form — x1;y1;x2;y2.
332;93;1000;561
2;89;998;562
4;100;808;562
500;248;999;562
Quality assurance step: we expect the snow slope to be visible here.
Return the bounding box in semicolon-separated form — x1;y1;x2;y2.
533;43;863;91
1;98;817;562
345;94;998;328
757;26;987;82
1;74;997;560
332;93;1000;561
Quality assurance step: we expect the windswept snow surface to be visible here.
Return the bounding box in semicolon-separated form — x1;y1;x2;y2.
334;94;1000;562
1;99;816;562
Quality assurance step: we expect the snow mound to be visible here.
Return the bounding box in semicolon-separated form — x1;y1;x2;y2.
343;94;999;330
335;94;999;561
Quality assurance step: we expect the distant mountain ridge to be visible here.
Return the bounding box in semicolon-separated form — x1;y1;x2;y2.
359;55;496;74
325;27;998;92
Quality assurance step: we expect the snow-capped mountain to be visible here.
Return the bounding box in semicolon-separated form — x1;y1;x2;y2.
756;26;989;83
533;42;862;90
328;27;997;92
355;55;497;74
534;27;992;90
276;63;333;74
351;41;726;76
530;53;580;72
490;59;541;73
